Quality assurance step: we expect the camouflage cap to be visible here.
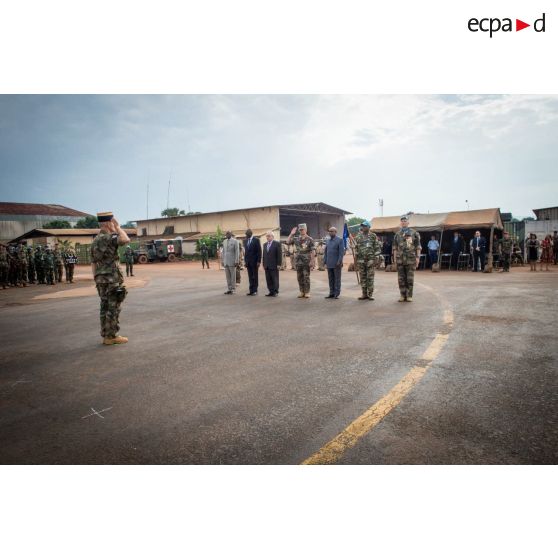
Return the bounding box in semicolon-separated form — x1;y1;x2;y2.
360;220;371;227
400;215;409;221
298;223;307;230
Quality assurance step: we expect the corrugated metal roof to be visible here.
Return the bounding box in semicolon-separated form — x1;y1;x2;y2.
0;202;89;217
10;228;137;242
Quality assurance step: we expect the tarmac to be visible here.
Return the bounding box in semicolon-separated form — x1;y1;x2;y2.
0;260;556;464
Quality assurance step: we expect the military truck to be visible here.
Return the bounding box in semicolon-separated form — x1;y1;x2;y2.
134;239;183;263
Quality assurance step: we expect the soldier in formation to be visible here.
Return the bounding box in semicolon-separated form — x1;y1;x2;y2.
200;243;210;269
124;245;135;277
0;244;8;289
44;247;55;285
53;244;64;283
393;215;422;302
16;243;28;287
64;247;78;283
498;231;514;272
287;224;315;298
354;220;381;300
280;242;288;271
35;246;45;284
91;212;130;345
26;246;36;284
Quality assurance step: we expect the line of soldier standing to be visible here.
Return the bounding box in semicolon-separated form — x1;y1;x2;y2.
216;216;422;301
0;242;78;289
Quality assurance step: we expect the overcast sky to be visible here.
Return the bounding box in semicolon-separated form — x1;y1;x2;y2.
0;94;556;222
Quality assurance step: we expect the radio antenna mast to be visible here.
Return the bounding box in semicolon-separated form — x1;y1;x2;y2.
166;172;172;210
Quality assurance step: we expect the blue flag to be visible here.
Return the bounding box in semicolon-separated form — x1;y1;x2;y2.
343;222;350;249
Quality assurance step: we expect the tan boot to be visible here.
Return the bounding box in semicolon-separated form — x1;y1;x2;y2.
297;292;305;298
398;296;406;302
358;295;368;300
103;336;128;345
304;293;311;298
406;296;413;302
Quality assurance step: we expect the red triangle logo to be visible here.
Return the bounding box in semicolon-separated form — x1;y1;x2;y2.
516;19;530;31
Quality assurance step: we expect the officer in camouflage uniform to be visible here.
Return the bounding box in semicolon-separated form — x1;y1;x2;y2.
26;246;35;283
199;243;210;269
124;245;134;277
53;245;64;283
354;220;381;300
315;239;325;271
0;244;9;289
34;246;45;284
280;242;288;271
91;212;130;345
393;215;421;302
16;243;28;287
43;247;55;285
65;247;78;283
498;231;513;272
287;224;315;298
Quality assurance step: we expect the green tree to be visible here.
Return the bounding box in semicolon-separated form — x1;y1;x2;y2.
121;221;137;229
74;215;99;228
43;219;72;229
161;207;186;217
195;226;224;258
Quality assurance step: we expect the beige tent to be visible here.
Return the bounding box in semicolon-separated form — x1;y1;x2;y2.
371;208;504;270
371;208;503;233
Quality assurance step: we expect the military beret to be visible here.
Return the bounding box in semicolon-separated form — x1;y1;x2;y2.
97;211;114;222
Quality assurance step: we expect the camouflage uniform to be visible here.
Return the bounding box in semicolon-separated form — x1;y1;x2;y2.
8;245;18;286
43;249;55;285
124;246;134;277
288;235;315;295
498;237;514;272
91;231;127;339
393;228;421;300
354;231;382;299
65;249;77;282
34;247;45;284
316;240;326;271
26;246;36;283
200;244;210;269
280;243;288;271
53;248;64;283
0;245;8;288
16;244;28;287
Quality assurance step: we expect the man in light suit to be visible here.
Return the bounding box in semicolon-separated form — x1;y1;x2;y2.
222;230;239;294
470;230;487;272
262;231;282;297
244;228;262;296
323;226;345;298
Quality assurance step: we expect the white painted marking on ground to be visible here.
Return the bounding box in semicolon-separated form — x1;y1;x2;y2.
81;407;113;419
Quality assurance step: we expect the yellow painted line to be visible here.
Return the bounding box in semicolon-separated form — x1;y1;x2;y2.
302;289;454;465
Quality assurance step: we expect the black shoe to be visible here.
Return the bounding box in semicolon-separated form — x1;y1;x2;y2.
325;294;334;299
272;293;278;297
265;293;273;296
224;290;232;294
333;295;339;299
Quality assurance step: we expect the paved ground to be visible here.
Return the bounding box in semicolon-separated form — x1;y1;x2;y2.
0;261;556;464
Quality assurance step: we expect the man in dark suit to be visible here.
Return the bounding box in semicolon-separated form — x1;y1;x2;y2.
244;228;262;295
471;230;487;272
450;232;464;270
323;226;345;298
262;231;282;297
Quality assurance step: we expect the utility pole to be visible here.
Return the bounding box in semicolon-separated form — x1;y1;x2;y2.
379;198;384;217
166;172;172;210
186;186;191;214
146;171;150;220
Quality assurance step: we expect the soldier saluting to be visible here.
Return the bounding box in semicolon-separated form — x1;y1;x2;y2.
91;212;130;345
354;220;381;300
392;215;421;302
